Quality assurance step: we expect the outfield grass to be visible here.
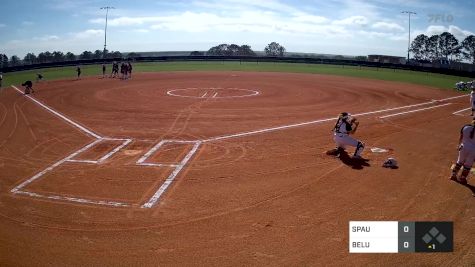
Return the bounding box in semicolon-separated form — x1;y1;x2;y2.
1;61;472;90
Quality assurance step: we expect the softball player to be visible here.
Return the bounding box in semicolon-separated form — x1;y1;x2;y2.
36;73;44;82
127;61;132;79
327;112;365;158
21;80;34;94
450;120;475;185
76;66;81;79
471;87;475;116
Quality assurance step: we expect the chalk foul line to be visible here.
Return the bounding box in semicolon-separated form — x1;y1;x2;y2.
203;94;468;142
453;107;471;116
379;103;452;119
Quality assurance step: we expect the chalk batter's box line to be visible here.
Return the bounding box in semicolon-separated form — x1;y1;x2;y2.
141;140;202;208
10;137;136;208
66;138;132;164
11;138;201;209
10;139;131;207
136;139;198;166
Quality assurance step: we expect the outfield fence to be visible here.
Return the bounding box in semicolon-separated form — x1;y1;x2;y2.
1;56;474;78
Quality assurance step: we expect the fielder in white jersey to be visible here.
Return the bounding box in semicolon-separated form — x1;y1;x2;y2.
471;88;475;116
327;112;365;159
450;120;475;185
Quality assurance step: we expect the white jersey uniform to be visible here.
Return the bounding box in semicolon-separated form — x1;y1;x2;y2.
457;124;475;168
471;91;475;110
333;118;360;149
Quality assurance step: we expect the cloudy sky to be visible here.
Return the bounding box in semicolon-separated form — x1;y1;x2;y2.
0;0;474;58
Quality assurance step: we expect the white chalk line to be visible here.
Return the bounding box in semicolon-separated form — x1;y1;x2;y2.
10;138;135;207
142;141;202;208
9;86;468;208
136;139;199;165
14;190;130;207
66;138;132;164
202;94;469;142
11;83;203;208
137;140;167;164
66;159;99;164
11;85;102;139
97;138;132;163
167;88;260;99
453;107;471;116
138;163;180;167
12;136;200;208
11;139;103;192
379;103;451;119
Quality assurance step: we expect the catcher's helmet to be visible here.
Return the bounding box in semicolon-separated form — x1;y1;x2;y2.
339;112;350;120
382;157;398;168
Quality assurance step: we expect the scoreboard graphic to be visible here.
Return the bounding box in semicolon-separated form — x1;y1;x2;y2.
349;221;453;253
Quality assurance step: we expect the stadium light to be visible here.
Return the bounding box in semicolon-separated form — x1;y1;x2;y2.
401;11;416;63
100;6;115;59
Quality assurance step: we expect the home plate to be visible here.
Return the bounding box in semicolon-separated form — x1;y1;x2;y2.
124;150;143;156
370;147;388;153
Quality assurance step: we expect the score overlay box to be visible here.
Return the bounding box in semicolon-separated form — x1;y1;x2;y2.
349;221;453;253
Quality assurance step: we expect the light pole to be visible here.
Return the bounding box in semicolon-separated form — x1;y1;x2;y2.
401;11;416;63
100;6;115;59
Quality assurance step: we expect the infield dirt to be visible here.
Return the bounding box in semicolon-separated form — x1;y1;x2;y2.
0;72;473;266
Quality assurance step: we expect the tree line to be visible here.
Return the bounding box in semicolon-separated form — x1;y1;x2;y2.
1;42;288;68
0;50;143;68
192;42;286;57
410;32;475;64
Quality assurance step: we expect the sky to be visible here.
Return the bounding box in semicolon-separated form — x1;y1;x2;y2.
0;0;474;58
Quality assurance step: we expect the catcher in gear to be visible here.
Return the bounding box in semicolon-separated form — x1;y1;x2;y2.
327;112;365;159
450;119;475;185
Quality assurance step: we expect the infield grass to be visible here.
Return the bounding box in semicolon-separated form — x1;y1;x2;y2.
1;61;472;90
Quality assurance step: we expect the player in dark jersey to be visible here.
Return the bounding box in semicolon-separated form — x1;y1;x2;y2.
36;73;44;82
102;64;106;78
127;61;132;79
76;66;81;79
21;80;34;94
111;62;118;78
